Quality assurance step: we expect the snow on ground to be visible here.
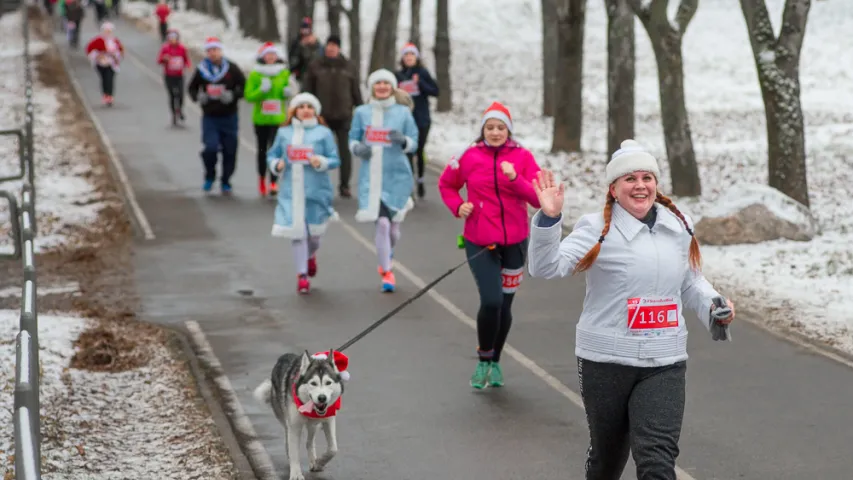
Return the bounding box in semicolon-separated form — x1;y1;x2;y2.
0;310;236;479
121;0;853;352
0;12;117;255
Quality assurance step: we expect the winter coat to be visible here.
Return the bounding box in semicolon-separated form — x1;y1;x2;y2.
65;2;84;24
244;62;292;126
527;203;721;368
266;118;341;239
394;65;439;128
287;37;323;80
155;3;170;23
85;34;124;71
157;42;190;77
187;57;247;117
348;98;419;223
438;139;541;247
301;54;363;122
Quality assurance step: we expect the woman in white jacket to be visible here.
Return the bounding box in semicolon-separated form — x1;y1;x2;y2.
527;139;735;480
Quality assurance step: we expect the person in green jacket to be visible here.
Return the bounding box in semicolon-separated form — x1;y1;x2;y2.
244;42;297;197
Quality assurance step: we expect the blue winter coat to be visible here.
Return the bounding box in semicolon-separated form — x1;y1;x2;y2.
349;98;419;223
394;66;439;128
266;118;341;238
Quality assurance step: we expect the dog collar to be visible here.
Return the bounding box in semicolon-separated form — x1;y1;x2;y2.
292;383;341;419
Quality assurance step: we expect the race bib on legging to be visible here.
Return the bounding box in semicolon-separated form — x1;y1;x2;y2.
501;267;524;293
287;145;314;162
627;296;679;337
365;126;391;146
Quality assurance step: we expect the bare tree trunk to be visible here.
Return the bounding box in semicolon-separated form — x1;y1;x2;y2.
369;0;401;72
327;0;342;38
551;0;585;154
186;0;203;11
740;0;811;207
605;0;634;156
435;0;452;111
629;0;701;197
343;0;362;78
257;0;279;41
410;0;422;47
541;0;558;117
237;0;259;37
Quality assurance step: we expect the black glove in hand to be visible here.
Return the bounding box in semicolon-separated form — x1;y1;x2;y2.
709;296;733;342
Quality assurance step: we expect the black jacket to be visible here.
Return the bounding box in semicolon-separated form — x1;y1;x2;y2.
187;58;246;117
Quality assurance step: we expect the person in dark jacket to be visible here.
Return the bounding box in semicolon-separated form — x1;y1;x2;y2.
287;17;323;82
302;35;364;198
64;0;84;48
395;42;439;199
187;36;247;195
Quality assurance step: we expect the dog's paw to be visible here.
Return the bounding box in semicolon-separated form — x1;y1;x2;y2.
309;460;324;472
288;473;305;480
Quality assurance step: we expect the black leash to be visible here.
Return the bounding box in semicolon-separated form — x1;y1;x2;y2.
336;244;496;352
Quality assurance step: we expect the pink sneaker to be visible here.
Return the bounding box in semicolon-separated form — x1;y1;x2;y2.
297;275;310;294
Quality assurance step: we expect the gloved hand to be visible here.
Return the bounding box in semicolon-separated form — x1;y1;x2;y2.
388;130;407;148
220;89;234;104
352;142;372;159
283;83;299;97
259;77;272;92
709;296;733;342
197;92;209;105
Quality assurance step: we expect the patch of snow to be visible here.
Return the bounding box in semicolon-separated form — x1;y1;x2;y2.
0;310;236;479
0;281;80;298
0;11;118;255
758;48;776;64
119;0;853;352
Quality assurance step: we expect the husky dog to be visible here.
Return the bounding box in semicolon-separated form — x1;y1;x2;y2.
253;350;346;480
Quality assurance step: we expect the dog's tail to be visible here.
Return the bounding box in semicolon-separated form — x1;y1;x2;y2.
252;379;273;406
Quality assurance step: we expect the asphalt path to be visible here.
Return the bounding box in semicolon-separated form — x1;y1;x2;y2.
55;15;853;480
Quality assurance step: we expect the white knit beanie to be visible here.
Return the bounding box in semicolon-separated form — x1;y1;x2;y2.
605;139;661;185
289;92;322;115
367;68;398;90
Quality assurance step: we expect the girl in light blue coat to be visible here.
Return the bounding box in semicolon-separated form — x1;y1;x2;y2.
267;92;340;294
349;68;419;293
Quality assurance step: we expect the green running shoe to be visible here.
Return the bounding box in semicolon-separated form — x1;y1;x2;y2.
488;362;504;387
470;361;491;389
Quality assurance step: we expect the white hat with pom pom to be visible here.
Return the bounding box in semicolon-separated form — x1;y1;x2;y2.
605;139;661;185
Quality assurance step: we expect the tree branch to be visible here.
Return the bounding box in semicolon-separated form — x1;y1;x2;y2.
777;0;811;68
675;0;699;32
739;0;777;60
626;0;652;22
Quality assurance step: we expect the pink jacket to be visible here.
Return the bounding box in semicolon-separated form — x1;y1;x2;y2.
439;140;542;247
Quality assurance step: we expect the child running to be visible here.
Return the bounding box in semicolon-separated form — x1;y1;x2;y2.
266;93;340;294
156;28;191;125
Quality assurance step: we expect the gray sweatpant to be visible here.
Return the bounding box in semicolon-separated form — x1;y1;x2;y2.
577;357;686;480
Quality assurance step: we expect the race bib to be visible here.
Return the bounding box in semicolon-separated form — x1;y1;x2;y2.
287;145;314;162
168;56;184;70
97;54;110;66
501;267;523;294
261;99;282;115
67;21;76;29
365;126;392;146
399;79;420;96
206;84;224;97
627;296;679;336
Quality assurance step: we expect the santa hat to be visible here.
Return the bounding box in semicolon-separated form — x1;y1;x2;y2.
311;351;350;382
289;92;322;115
257;41;282;60
367;68;398;90
400;42;420;59
204;36;223;50
100;22;115;32
605;139;661;185
480;101;513;134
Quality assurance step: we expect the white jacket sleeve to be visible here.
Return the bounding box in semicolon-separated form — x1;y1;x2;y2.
527;211;600;279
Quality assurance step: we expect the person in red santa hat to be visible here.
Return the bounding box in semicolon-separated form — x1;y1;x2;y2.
157;27;191;125
85;21;124;106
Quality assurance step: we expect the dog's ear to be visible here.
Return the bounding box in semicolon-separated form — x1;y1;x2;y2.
327;349;339;372
299;350;312;376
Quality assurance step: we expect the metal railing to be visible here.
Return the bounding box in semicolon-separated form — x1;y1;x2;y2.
3;3;42;480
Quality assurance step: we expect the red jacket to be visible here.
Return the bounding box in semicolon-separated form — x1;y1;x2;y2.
155;3;171;23
439;140;542;247
85;35;124;70
157;43;191;77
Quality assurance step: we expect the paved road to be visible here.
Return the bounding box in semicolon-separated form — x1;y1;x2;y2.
56;16;853;480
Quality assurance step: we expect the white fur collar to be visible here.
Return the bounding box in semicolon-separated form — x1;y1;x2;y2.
254;63;286;76
369;96;396;108
292;117;318;128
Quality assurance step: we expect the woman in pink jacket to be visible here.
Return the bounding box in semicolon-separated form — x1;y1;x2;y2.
438;101;542;389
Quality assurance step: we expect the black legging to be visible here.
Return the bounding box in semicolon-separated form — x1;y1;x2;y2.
96;65;115;96
254;124;279;183
408;123;430;180
464;239;527;362
164;74;183;113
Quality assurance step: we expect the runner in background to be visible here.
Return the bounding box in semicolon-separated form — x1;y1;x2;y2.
85;22;124;107
64;0;85;49
395;42;439;199
438;101;541;389
266;93;340;294
349;69;419;293
244;42;297;197
187;36;247;195
154;0;171;43
156;27;191;125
